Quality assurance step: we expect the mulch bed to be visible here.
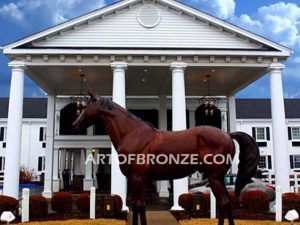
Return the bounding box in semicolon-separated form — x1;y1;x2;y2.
17;219;126;225
0;212;127;224
179;219;292;225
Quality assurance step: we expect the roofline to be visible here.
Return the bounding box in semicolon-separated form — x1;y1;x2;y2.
3;0;292;56
3;48;291;57
3;0;139;50
158;0;291;54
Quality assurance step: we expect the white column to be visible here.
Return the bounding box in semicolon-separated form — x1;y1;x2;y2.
84;149;94;191
269;63;290;193
3;61;26;199
228;96;237;132
52;148;60;192
42;95;56;198
189;109;196;128
228;95;239;174
111;61;128;211
170;62;188;210
158;95;169;197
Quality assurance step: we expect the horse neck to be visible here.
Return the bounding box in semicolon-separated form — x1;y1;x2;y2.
99;103;149;149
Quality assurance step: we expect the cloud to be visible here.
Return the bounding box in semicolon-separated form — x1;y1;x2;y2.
232;2;300;48
188;0;235;19
0;2;23;21
0;0;106;26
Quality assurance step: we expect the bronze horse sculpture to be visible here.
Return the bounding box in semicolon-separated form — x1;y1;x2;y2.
73;92;259;225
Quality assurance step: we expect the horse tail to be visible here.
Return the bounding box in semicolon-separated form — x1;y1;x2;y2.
230;132;260;197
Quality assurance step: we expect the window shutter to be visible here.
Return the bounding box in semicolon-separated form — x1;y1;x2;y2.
0;157;2;170
266;127;270;141
288;127;292;140
39;127;43;142
252;127;256;140
0;127;4;141
38;157;42;171
290;155;295;169
267;155;272;169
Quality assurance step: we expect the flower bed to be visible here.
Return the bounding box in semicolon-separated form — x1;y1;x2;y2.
179;219;291;225
19;219;126;225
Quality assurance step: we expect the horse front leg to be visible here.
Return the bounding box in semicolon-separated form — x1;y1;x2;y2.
130;175;147;225
208;176;235;225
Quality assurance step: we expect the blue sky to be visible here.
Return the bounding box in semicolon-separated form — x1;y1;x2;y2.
0;0;300;98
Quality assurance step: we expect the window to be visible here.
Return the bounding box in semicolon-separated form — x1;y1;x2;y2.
257;155;272;169
292;127;300;140
294;156;300;169
256;127;266;140
39;127;47;142
258;156;267;169
252;127;270;147
0;157;5;171
38;156;45;172
0;127;7;142
288;127;300;147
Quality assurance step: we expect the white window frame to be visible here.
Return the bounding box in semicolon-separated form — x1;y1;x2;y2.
256;127;266;141
292;127;300;140
294;155;300;169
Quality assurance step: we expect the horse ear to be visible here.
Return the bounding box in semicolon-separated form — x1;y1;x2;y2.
88;89;97;102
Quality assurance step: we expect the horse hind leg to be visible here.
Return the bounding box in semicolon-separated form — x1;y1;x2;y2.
130;175;147;225
208;176;235;225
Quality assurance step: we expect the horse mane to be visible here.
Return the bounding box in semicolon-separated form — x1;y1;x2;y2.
99;97;113;110
99;97;157;131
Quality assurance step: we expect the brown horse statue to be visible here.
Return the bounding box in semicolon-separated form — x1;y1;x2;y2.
72;92;259;225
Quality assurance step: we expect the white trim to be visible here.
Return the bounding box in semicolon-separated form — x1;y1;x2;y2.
4;49;290;57
3;0;291;56
23;61;272;68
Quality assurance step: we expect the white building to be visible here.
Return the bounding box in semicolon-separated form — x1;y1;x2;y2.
1;97;300;189
1;0;293;210
0;98;47;185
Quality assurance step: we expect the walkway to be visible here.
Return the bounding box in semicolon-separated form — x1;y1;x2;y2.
127;211;179;225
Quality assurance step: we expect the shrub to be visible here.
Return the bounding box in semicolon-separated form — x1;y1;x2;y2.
51;192;72;214
0;195;19;215
29;195;48;217
282;193;300;216
20;166;36;184
241;190;269;212
77;193;90;213
179;193;193;211
113;195;123;215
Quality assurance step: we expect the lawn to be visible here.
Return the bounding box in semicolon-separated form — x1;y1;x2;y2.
19;219;126;225
179;219;292;225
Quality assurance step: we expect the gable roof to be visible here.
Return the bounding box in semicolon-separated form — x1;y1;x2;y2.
0;98;47;119
236;99;300;119
3;0;291;56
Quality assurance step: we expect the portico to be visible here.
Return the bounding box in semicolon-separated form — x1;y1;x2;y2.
3;0;291;209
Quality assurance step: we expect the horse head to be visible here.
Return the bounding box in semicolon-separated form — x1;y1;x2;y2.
72;90;115;133
72;90;100;132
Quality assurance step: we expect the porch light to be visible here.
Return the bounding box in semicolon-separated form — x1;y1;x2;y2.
71;74;88;111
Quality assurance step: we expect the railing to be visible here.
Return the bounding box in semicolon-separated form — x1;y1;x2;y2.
261;172;300;193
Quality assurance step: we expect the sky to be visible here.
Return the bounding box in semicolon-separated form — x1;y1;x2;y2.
0;0;300;98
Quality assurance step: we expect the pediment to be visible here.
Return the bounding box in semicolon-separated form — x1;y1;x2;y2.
4;0;290;55
31;2;263;50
